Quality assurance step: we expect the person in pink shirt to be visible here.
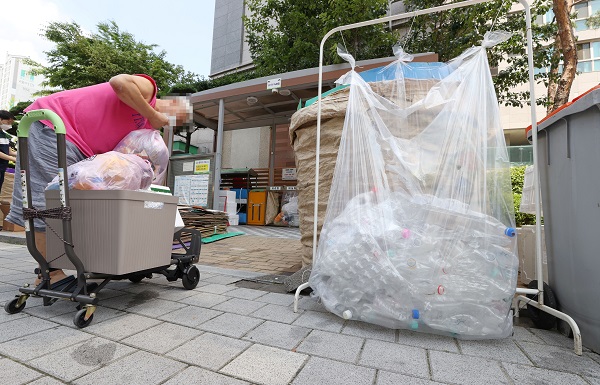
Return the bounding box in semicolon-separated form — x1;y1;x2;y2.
6;74;191;289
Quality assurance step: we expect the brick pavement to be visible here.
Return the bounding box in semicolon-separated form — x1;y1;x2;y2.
200;235;304;275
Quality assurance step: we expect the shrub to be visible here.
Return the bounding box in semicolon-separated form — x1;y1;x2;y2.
511;165;537;227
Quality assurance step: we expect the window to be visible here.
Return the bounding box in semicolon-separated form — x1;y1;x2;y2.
535;9;554;25
576;41;600;72
574;0;600;31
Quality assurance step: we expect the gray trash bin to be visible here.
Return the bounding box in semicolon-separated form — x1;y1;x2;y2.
530;87;600;353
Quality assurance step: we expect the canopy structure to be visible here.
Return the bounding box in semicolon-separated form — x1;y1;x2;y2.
190;53;438;131
189;53;438;208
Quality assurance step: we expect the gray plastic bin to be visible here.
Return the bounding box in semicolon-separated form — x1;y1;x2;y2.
531;88;600;353
45;189;178;275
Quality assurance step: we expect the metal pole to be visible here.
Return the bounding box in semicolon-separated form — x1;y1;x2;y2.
212;98;225;210
269;125;276;186
519;0;544;306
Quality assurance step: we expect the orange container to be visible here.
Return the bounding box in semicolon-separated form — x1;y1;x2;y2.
247;189;267;225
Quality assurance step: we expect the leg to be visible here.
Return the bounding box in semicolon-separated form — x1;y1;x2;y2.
32;231;68;285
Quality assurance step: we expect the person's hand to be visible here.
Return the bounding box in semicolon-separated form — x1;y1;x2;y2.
149;112;169;129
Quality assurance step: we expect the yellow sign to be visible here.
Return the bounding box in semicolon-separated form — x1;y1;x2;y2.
194;159;210;174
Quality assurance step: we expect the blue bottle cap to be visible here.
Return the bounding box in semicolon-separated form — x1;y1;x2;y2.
504;227;516;237
412;309;420;319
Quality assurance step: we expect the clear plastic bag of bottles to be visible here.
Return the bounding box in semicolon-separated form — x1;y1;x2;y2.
309;32;518;339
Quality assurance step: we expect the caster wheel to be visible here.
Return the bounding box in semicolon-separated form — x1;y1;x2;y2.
4;297;26;314
182;265;200;290
129;275;144;283
73;308;94;328
526;280;557;330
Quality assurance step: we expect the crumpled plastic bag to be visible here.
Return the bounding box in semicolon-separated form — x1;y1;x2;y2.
273;193;299;227
46;151;154;191
113;129;169;184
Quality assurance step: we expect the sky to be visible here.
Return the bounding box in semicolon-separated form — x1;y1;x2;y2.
1;0;216;77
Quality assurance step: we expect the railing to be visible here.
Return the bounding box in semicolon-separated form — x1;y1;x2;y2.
508;145;533;165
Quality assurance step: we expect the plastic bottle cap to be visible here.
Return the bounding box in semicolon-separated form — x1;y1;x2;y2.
410;320;419;330
504;227;516;237
342;310;353;320
437;285;445;295
412;309;420;319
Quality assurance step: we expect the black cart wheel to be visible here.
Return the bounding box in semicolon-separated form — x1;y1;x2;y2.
129;274;145;283
4;298;26;314
182;265;200;290
73;308;94;328
526;280;557;330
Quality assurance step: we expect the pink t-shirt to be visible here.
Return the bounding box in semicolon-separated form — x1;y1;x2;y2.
25;74;157;157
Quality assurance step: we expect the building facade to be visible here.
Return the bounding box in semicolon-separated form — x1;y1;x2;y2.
0;54;44;110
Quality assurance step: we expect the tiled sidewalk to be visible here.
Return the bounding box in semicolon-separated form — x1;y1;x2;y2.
0;242;599;385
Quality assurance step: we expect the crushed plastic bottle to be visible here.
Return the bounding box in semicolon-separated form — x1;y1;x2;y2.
310;192;518;338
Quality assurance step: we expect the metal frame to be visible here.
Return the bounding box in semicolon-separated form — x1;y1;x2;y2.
7;110;203;327
293;0;583;355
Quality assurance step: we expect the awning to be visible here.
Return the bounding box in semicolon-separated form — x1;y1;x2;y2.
191;52;438;131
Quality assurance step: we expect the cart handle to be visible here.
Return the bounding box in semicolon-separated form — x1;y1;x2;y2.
18;109;66;137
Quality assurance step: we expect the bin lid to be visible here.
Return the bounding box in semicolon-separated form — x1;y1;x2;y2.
527;85;600;140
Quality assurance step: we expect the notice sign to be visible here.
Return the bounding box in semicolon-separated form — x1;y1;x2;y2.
267;78;281;90
174;175;210;206
282;168;297;180
194;159;210;174
182;162;194;172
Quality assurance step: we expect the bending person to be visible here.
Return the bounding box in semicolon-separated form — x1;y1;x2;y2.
5;74;191;289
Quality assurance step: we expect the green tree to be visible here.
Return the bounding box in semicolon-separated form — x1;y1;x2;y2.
9;101;33;117
401;0;556;108
586;11;600;28
401;0;577;112
244;0;398;76
28;21;192;96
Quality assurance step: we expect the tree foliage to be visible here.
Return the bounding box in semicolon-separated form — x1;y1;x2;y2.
401;0;559;108
587;10;600;28
244;0;578;110
9;101;33;117
244;0;399;76
28;21;194;96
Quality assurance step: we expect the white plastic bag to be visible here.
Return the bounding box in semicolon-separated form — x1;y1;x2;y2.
114;129;169;185
174;209;185;232
309;32;518;339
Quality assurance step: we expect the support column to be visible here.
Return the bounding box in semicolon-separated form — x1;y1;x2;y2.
269;124;276;186
212;99;225;209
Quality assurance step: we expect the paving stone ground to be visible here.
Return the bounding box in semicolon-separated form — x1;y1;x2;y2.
0;238;599;385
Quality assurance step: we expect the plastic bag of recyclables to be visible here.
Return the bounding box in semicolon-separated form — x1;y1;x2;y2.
309;31;519;339
46;151;154;191
113;128;170;185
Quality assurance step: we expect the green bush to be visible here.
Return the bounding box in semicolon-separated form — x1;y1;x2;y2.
511;165;537;227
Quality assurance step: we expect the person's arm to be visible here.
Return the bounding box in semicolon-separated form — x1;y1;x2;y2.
0;152;16;163
109;74;168;128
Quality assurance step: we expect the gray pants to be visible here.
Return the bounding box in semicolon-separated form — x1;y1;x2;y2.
6;122;86;230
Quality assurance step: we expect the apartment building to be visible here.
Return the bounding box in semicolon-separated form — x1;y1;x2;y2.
0;54;44;110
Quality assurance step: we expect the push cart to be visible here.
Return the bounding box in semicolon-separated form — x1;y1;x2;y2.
3;109;202;328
